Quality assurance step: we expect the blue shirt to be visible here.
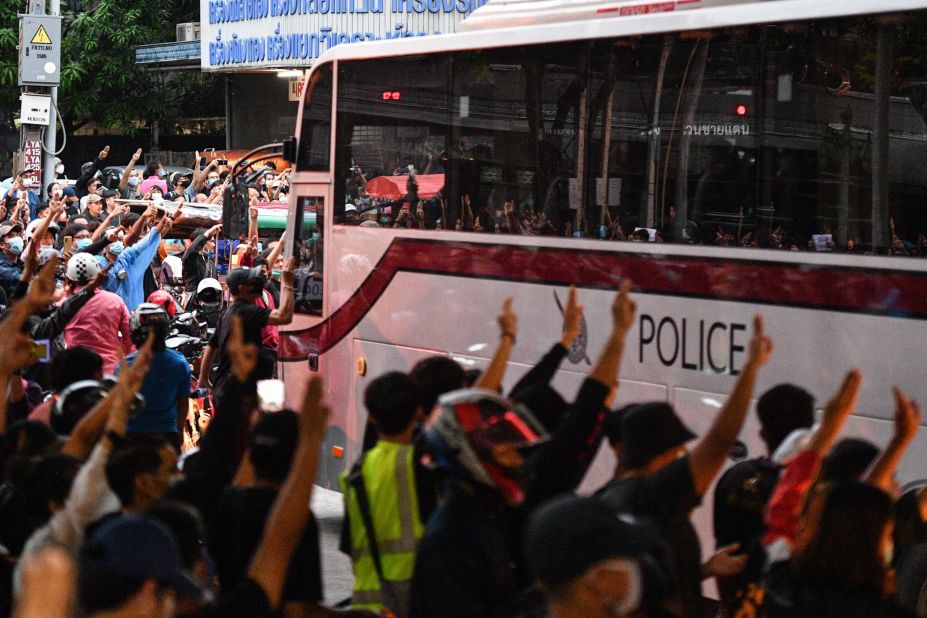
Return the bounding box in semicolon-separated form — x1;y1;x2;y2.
118;348;191;434
106;228;162;311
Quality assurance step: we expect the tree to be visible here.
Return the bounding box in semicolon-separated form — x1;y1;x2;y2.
0;0;216;134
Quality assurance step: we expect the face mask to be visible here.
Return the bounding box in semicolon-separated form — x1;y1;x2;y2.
151;192;162;202
206;178;218;188
6;237;23;255
76;238;93;250
311;231;320;241
157;169;167;178
55;164;64;175
21;178;33;189
271;269;282;279
128;177;140;188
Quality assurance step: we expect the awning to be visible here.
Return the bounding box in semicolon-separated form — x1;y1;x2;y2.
364;173;445;200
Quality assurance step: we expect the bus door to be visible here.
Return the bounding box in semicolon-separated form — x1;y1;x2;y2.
285;178;331;321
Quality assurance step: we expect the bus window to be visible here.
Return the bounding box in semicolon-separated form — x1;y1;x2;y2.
589;16;927;253
334;55;450;227
326;13;927;253
293;196;323;315
448;45;586;235
297;63;333;172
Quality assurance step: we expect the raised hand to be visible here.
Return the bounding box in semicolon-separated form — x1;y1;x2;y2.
560;285;584;348
280;256;297;287
892;386;921;446
822;370;862;425
300;376;329;441
131;148;142;163
26;256;59;309
497;297;517;342
228;315;258;383
99;145;110;160
612;279;637;334
745;314;773;369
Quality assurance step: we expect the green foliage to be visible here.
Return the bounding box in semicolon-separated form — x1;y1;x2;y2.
0;0;211;133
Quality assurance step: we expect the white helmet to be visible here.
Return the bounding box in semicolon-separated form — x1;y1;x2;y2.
196;277;222;295
161;255;183;283
66;253;101;283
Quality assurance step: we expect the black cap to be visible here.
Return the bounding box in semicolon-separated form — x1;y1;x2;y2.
226;267;264;294
525;495;668;591
619;402;695;469
81;515;210;604
602;405;630;446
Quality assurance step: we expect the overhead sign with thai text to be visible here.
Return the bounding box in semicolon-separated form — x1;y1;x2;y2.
200;0;483;70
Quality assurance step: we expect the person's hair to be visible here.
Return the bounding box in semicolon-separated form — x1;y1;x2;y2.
756;384;815;453
1;421;56;483
820;438;880;483
793;481;893;593
190;227;207;241
364;372;421;436
105;437;171;507
145;500;207;570
250;410;299;483
50;347;103;393
142;161;161;179
60;223;88;240
893;489;927;563
21;453;81;524
123;212;141;228
409;356;465;413
78;566;147;613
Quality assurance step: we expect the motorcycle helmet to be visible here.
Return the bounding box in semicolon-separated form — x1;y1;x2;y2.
422;388;549;505
53;379;144;435
196;277;222;302
130;303;170;349
147;289;179;318
160;254;183;284
66;253;101;284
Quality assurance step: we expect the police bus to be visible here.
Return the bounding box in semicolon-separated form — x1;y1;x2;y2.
268;0;927;530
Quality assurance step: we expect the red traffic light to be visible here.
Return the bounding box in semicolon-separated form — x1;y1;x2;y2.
735;104;748;117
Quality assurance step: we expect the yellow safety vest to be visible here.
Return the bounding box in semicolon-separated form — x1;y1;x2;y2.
340;441;424;616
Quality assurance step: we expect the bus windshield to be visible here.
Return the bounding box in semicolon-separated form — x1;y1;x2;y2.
331;12;927;255
297;62;333;172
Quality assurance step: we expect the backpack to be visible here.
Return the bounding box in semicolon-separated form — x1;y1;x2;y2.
713;458;782;615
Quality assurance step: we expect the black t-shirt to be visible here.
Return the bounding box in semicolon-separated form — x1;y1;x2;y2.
209;301;271;387
596;455;703;618
209;487;322;605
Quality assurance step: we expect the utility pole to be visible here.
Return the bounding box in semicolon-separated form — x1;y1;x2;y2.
18;0;61;200
41;0;60;200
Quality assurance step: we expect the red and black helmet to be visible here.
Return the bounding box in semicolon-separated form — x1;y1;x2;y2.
147;289;178;318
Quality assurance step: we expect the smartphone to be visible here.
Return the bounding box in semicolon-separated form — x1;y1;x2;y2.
199;156;207;171
257;379;286;412
216;159;228;166
62;236;73;253
32;339;51;363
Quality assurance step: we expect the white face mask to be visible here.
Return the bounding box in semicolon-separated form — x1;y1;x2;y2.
55;164;64;175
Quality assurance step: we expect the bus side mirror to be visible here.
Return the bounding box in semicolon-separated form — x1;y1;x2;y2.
282;136;298;167
223;182;249;239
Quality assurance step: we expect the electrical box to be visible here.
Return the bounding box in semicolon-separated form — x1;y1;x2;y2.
18;15;62;86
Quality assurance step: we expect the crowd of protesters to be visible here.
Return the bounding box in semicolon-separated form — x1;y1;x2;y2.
343;165;927;256
0;146;922;618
